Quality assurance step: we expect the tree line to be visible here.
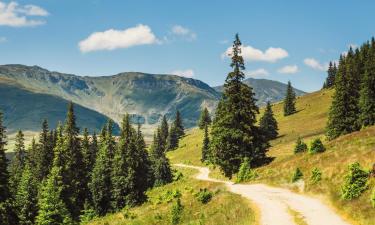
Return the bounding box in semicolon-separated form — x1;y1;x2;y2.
0;103;185;225
326;37;375;139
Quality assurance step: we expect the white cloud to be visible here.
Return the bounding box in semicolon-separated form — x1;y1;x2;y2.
304;58;328;71
170;69;195;78
171;25;196;41
348;43;358;49
245;68;269;78
278;65;298;74
0;1;48;27
79;24;159;53
223;45;288;63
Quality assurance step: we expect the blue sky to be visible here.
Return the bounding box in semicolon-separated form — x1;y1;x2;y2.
0;0;374;92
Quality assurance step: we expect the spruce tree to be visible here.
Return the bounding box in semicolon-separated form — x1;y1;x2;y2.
135;123;153;194
90;121;114;216
150;128;172;186
283;81;297;116
15;163;38;225
174;110;185;138
9;130;26;194
57;102;86;220
166;125;179;151
259;102;279;140
160;115;169;144
0;111;15;225
35;119;54;182
198;107;212;129
36;156;73;225
210;34;268;178
324;61;337;88
359;38;375;127
81;128;93;207
201;124;210;162
327;50;361;139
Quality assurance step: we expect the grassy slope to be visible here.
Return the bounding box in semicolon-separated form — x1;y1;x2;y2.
168;88;375;225
89;168;257;225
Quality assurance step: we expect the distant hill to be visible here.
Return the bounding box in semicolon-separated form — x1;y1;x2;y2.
0;80;120;134
0;65;220;130
214;77;305;105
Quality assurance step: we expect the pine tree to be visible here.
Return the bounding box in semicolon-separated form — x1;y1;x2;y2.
15;163;38;225
57;102;86;220
9;130;26;194
0;111;16;225
81;128;93;207
35;119;54;182
150;128;172;186
283;81;297;116
201;124;210;162
327;50;361;139
160;115;169;144
135;123;153;194
166;125;179;151
210;34;268;178
174;110;185;138
259;102;279;140
90;121;114;216
359;38;375;127
324;61;337;88
198;108;212;129
36;156;73;225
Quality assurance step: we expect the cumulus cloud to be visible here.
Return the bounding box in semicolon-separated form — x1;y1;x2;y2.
0;1;48;27
303;58;328;71
245;68;269;78
278;65;298;74
223;45;288;63
79;24;160;53
170;69;195;78
171;25;196;41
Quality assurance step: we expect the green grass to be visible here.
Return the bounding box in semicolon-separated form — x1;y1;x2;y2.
88;167;257;225
168;88;375;225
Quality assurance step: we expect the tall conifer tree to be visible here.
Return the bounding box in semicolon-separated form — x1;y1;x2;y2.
201;124;210;162
210;34;268;178
35;119;54;182
150;128;172;186
174;110;185;138
198;107;212;129
160;115;169;144
283;81;297;116
259;102;279;140
9;130;26;194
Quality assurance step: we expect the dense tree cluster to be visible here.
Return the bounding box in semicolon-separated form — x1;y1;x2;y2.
0;102;174;224
327;38;375;139
210;34;269;178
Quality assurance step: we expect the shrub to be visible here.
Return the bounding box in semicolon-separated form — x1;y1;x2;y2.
309;138;325;154
341;162;369;200
195;188;213;204
156;189;181;204
236;157;258;182
372;188;375;208
173;170;183;181
171;198;183;225
294;137;308;154
310;168;322;184
292;168;303;183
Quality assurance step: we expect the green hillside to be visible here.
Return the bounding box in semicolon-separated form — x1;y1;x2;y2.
167;88;375;225
0;80;120;137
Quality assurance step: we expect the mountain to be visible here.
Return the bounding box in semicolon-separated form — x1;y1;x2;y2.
214;77;305;105
0;65;220;133
0;78;120;134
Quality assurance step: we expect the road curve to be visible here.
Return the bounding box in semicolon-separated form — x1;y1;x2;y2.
174;163;351;225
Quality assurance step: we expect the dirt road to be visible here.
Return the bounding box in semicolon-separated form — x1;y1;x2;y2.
174;164;351;225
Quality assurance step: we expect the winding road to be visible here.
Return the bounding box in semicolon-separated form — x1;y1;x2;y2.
174;164;351;225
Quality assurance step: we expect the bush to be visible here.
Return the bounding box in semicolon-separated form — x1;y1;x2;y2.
310;168;322;184
173;170;183;181
341;162;369;200
309;138;325;154
236;157;258;182
156;189;181;204
195;188;213;204
294;137;307;154
292;168;303;183
171;198;183;225
372;188;375;208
